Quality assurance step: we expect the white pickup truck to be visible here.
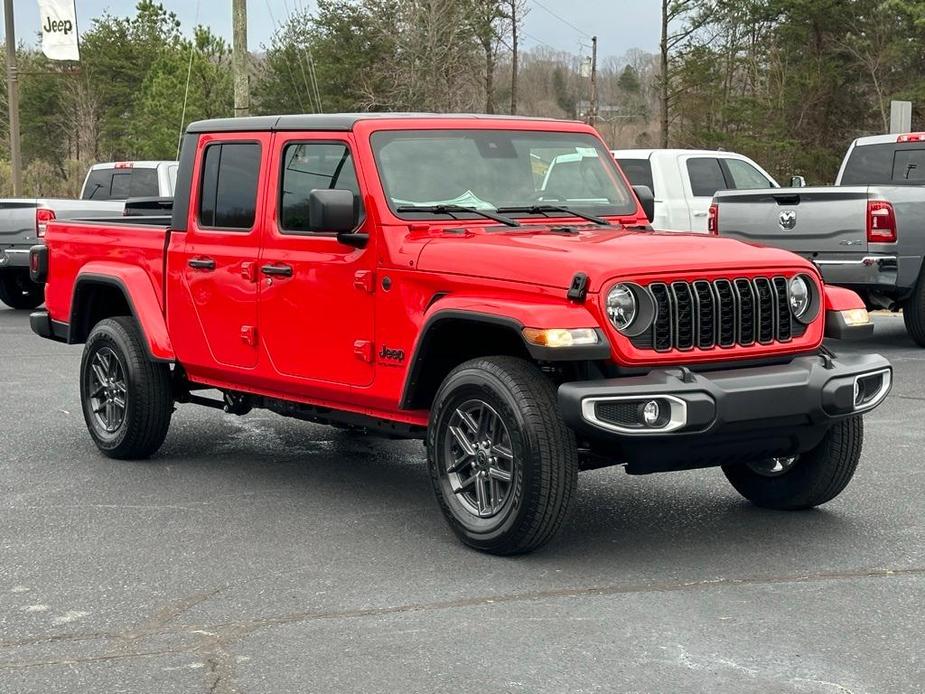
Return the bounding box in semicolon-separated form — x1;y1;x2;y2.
0;161;177;309
713;133;925;347
611;149;785;233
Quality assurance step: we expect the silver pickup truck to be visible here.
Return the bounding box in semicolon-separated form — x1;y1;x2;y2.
0;161;177;309
713;133;925;346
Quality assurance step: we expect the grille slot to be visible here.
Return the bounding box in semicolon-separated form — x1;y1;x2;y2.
635;276;797;352
650;283;673;352
693;281;715;348
671;282;696;351
773;277;792;341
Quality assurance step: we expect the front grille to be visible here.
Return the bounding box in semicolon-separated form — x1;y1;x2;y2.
641;276;797;353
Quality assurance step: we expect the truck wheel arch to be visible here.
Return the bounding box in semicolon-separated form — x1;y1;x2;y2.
400;307;610;411
68;272;174;362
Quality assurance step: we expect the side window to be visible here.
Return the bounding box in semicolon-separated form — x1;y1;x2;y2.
82;170;114;200
686;158;728;197
198;142;261;230
279;142;363;234
724;159;772;190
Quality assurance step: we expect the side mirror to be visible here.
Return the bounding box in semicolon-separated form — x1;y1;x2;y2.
789;175;806;188
307;189;367;246
632;185;655;223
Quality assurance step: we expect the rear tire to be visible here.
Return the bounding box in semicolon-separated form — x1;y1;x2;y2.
80;316;173;460
722;416;863;510
902;276;925;347
427;356;578;555
0;269;44;310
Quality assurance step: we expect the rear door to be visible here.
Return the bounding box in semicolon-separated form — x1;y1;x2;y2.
257;133;376;392
170;133;270;371
715;187;871;255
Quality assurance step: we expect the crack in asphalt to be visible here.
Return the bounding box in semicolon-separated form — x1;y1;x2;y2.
1;565;921;675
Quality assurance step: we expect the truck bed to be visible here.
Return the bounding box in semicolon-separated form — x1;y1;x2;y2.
44;219;170;325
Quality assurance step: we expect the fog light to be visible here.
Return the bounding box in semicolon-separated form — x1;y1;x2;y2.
642;400;661;426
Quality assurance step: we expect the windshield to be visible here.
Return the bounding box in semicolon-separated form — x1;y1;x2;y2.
371;129;637;219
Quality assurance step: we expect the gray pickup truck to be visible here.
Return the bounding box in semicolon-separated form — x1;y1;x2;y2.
0;199;124;309
713;133;925;346
0;161;177;310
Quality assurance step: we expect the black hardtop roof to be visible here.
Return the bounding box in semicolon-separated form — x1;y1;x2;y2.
186;112;580;134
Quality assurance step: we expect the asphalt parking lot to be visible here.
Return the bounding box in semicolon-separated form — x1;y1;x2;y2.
0;306;922;693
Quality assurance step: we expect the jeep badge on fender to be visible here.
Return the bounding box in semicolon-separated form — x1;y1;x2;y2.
31;113;892;556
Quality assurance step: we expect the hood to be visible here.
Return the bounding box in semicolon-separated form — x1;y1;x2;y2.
415;226;814;291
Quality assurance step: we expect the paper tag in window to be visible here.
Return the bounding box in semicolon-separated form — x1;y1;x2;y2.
576;147;598;158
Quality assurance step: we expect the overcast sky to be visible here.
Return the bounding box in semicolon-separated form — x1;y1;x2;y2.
9;0;661;59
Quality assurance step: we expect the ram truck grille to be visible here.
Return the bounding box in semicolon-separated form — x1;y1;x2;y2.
633;276;802;353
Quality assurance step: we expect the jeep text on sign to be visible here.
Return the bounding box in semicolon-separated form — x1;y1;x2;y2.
38;0;80;62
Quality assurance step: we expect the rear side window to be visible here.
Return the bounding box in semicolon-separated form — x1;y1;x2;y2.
687;157;727;197
280;142;363;234
617;158;655;195
199;143;261;230
724;159;772;189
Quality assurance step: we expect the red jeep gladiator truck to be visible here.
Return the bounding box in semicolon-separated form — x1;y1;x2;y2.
29;114;891;554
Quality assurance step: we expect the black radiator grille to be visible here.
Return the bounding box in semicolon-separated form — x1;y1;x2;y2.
640;276;796;353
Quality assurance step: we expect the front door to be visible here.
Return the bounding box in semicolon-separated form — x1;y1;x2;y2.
258;134;376;392
168;133;270;373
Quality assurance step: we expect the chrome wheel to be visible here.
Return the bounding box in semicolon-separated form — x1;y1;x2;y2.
87;347;127;433
747;455;798;478
444;399;515;518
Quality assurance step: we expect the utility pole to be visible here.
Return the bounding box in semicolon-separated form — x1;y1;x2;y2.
232;0;249;117
3;0;22;195
509;0;519;115
588;35;598;128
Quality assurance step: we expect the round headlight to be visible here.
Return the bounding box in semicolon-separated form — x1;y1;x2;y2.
789;276;810;318
606;284;637;332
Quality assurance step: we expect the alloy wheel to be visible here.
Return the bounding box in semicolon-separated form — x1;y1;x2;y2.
87;347;128;433
443;399;516;518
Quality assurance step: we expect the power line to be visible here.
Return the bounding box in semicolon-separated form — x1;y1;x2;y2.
529;0;592;39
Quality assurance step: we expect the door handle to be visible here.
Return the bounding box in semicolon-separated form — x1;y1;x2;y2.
261;263;293;278
693;211;708;218
188;257;216;270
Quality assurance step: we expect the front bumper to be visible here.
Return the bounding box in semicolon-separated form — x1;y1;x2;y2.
0;248;31;268
558;352;891;473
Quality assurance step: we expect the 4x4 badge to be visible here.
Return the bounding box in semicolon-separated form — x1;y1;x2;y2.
779;210;797;230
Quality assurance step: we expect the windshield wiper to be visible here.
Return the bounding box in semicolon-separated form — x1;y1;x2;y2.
497;204;612;226
395;204;520;227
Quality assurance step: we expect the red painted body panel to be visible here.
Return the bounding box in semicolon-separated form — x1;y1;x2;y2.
40;115;846;423
824;284;866;312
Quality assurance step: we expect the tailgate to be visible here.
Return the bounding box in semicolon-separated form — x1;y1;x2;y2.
715;187;870;255
0;200;38;244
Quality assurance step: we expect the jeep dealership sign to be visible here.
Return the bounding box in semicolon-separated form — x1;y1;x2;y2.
37;0;80;61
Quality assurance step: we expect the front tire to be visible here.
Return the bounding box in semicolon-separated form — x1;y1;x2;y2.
0;269;44;310
722;416;863;510
80;316;173;459
427;356;578;555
